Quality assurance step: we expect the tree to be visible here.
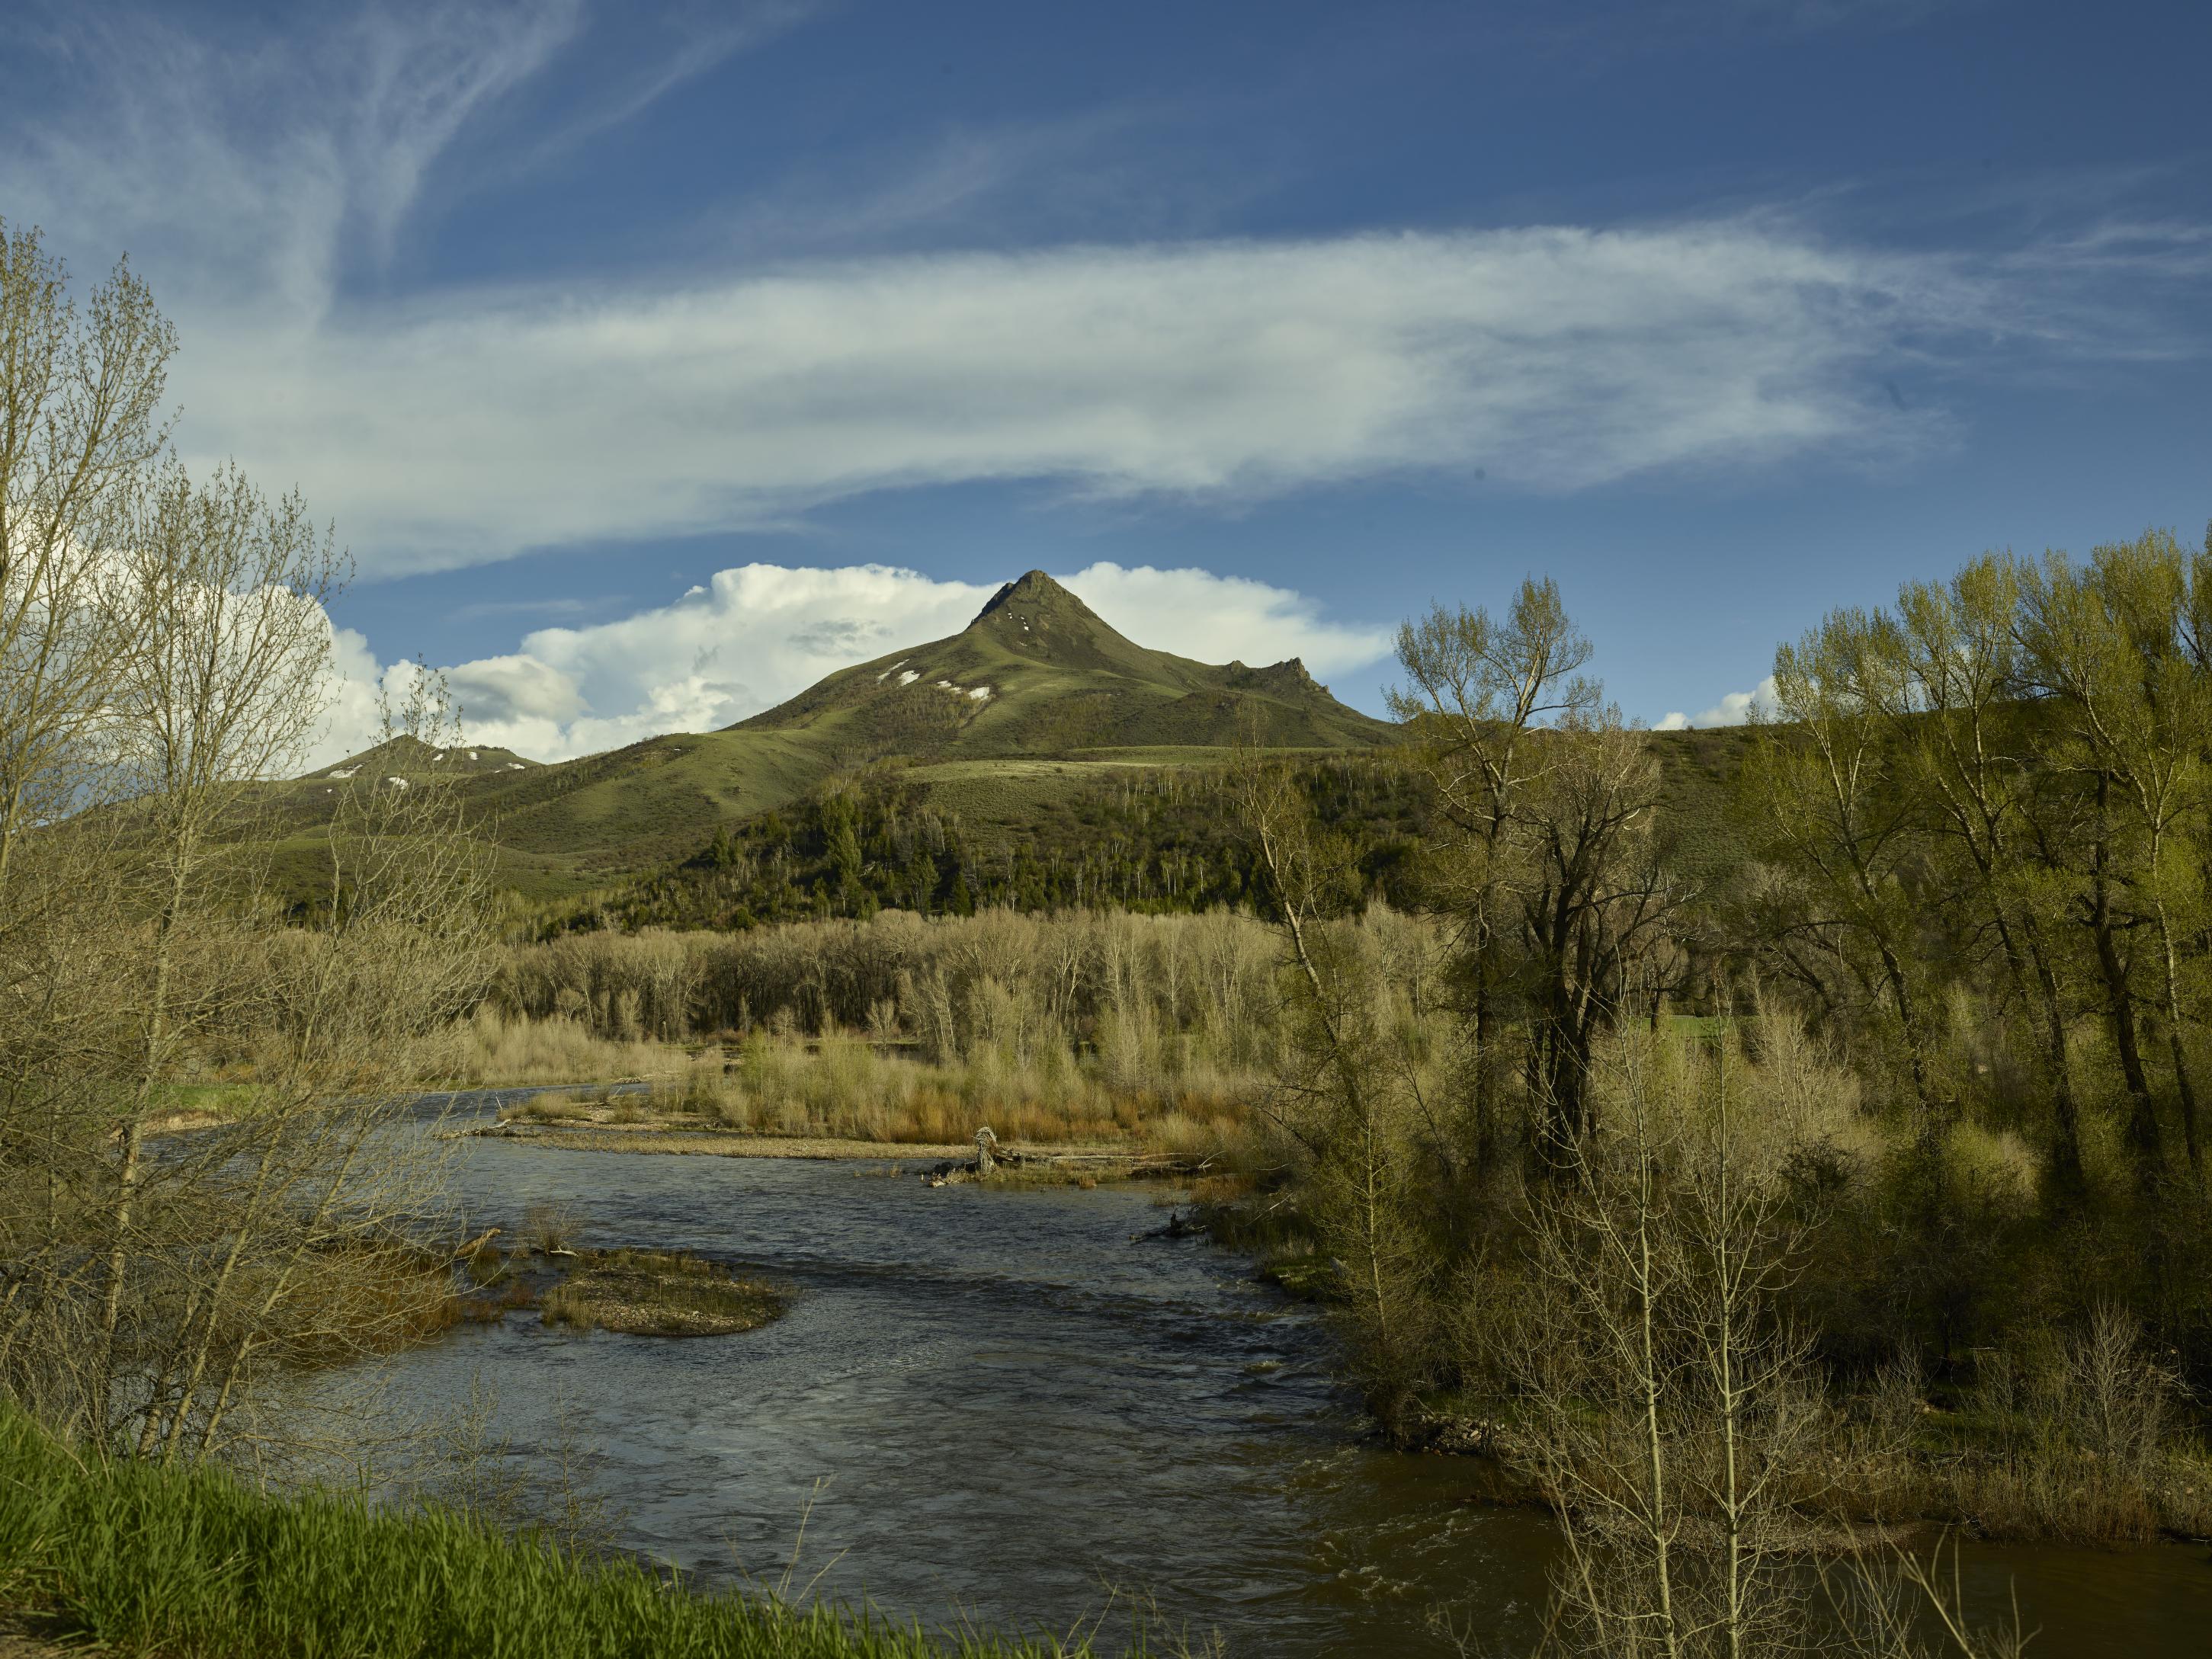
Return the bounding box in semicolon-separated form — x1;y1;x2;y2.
1503;1027;2022;1659
1875;557;2090;1201
1516;710;1671;1155
1237;740;1440;1427
0;229;495;1460
2014;533;2211;1186
0;221;175;898
1389;578;1598;1167
1505;1029;1824;1657
1747;615;1943;1129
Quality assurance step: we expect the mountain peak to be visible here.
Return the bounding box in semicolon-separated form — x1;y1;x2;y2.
964;569;1144;672
973;568;1083;624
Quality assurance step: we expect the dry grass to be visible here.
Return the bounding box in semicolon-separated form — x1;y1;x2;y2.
486;1031;1259;1160
428;1005;691;1087
540;1248;785;1337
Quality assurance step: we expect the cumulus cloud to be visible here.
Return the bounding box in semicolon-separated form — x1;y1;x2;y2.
1656;674;1779;730
303;559;1395;764
1059;562;1392;680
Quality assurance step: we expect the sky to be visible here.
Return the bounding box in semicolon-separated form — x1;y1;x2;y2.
5;0;2209;762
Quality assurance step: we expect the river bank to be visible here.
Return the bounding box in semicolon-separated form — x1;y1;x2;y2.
0;1407;1085;1659
470;1119;976;1160
329;1094;2212;1656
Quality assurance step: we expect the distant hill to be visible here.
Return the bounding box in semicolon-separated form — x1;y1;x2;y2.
302;735;540;784
263;572;1396;897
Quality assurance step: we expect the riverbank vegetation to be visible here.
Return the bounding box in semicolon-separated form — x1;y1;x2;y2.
1217;564;2212;1647
0;1406;1116;1659
457;910;1283;1150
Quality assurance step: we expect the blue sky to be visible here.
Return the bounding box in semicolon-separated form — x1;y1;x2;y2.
6;0;2208;758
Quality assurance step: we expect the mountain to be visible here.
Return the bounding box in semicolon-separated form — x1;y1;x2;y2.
268;572;1394;897
304;735;540;783
733;571;1390;755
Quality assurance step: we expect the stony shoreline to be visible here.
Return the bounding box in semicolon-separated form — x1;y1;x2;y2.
466;1119;976;1160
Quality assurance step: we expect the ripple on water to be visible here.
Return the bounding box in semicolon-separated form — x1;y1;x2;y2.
340;1095;2211;1659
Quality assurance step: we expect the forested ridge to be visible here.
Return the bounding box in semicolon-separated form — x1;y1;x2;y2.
524;755;1437;934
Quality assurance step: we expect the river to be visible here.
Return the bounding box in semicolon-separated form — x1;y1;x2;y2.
354;1094;2212;1656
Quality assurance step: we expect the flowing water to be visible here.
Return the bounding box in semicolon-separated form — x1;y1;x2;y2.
359;1095;2212;1656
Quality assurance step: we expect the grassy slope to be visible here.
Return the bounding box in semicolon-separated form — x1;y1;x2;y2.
1646;725;1762;893
0;1409;1098;1659
258;575;1395;900
253;580;1768;905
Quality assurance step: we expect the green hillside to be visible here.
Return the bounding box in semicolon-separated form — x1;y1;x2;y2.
736;569;1391;755
264;572;1396;898
536;725;1759;937
255;575;1767;914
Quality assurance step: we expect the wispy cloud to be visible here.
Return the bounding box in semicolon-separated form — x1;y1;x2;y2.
7;2;2204;591
179;221;2018;576
445;594;624;623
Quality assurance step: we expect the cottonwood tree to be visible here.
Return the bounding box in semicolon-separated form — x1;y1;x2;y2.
129;671;495;1465
1515;710;1672;1155
1390;578;1598;1170
90;460;348;1427
1392;582;1676;1165
2014;532;2211;1188
0;223;178;1436
1875;559;2090;1203
1746;616;1944;1132
0;222;175;893
1504;1029;1826;1658
1504;1029;2023;1659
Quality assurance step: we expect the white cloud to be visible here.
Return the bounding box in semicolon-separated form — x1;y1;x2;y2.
1656;674;1779;730
1060;562;1391;681
164;226;1996;578
304;560;1395;764
17;8;2182;582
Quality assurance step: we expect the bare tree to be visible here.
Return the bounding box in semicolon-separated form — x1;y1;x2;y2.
88;459;348;1428
0;220;175;895
0;229;495;1464
1505;1026;1824;1657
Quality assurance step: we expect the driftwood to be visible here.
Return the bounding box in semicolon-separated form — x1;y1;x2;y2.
453;1226;502;1260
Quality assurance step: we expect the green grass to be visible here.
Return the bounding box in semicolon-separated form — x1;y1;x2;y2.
0;1408;1119;1657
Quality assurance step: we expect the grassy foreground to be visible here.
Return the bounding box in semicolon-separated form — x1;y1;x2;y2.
0;1411;1100;1659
